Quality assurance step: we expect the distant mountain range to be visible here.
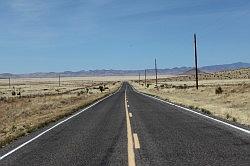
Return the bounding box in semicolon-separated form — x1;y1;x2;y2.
181;68;208;75
0;62;249;78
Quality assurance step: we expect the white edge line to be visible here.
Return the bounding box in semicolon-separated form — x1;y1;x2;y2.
131;85;250;135
0;84;123;161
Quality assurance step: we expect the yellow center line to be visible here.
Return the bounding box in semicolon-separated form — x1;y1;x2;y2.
125;89;136;166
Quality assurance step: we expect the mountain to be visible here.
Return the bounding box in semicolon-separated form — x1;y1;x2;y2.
200;62;250;72
0;62;249;78
181;68;207;75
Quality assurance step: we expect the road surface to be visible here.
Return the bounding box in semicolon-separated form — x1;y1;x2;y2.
0;82;250;165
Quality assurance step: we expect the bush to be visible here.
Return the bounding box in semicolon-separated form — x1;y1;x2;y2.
77;91;85;96
99;86;104;92
189;105;195;109
175;84;188;89
201;108;212;115
12;91;16;96
226;113;231;119
160;84;165;88
215;86;223;94
183;84;188;89
233;117;237;122
0;96;7;101
230;89;236;93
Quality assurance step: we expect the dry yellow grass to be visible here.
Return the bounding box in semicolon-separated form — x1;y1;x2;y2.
0;77;118;98
158;68;250;82
131;78;250;126
0;78;121;147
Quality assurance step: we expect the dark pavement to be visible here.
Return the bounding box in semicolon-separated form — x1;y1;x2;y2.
0;84;128;166
126;84;250;165
1;82;250;166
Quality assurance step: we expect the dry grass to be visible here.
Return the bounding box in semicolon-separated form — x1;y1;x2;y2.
131;73;250;126
0;77;118;98
0;78;121;147
159;68;250;82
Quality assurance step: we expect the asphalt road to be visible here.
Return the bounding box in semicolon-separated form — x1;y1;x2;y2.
0;82;250;165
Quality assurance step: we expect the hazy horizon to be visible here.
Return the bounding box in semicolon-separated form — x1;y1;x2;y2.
0;61;248;75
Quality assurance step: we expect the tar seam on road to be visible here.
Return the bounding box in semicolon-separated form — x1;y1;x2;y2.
131;85;250;135
0;86;122;161
125;87;136;166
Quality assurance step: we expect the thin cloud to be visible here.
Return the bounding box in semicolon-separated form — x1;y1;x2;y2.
113;0;250;21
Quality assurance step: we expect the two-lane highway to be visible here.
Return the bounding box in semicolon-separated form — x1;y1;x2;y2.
0;82;250;165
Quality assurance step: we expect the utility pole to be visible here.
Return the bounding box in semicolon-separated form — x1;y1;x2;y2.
9;77;11;89
139;73;141;85
194;33;199;90
144;69;147;87
155;58;158;88
59;74;61;87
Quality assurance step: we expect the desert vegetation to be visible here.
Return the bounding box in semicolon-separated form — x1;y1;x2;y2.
0;77;121;147
131;68;250;126
165;68;249;82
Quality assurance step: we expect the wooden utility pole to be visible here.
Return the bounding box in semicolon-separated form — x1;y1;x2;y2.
139;73;141;85
9;77;11;89
144;69;147;87
59;74;61;87
155;58;158;88
194;33;199;90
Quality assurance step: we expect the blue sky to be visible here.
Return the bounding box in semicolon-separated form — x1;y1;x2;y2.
0;0;250;73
